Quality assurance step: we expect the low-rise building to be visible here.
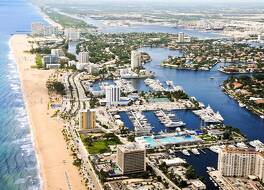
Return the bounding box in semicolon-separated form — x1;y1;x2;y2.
190;179;206;190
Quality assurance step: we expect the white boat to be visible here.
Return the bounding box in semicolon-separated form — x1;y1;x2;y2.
166;80;174;86
207;167;215;172
181;149;190;156
236;142;248;149
209;146;220;154
239;102;246;107
249;140;264;148
165;121;186;128
191;148;200;155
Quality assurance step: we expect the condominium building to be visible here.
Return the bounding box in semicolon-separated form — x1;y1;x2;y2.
105;85;120;106
64;28;80;41
218;147;264;182
31;23;44;36
258;34;264;41
117;143;146;175
178;32;185;43
43;25;59;36
131;50;141;70
78;51;90;63
31;22;59;37
43;55;60;69
79;109;96;130
51;49;65;57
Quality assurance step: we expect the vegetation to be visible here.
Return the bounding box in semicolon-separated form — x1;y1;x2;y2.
89;95;100;108
77;32;178;65
144;90;189;103
162;39;264;71
46;80;66;95
73;157;82;167
82;133;121;154
35;54;43;68
186;165;197;179
30;47;51;55
223;74;264;116
43;8;95;29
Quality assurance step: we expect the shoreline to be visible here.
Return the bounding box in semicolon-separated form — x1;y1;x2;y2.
8;37;43;189
222;86;264;119
34;4;63;29
10;34;85;190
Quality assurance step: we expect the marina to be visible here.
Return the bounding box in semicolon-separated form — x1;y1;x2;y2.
154;109;186;128
144;78;165;91
114;79;136;94
126;111;152;136
182;149;190;156
193;105;224;125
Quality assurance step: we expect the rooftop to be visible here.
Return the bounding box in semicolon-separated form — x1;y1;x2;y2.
118;143;145;152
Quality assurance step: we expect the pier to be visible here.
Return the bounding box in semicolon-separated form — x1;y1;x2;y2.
127;111;152;136
154;109;186;128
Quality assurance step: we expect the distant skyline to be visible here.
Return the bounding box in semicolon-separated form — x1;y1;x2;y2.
34;0;264;4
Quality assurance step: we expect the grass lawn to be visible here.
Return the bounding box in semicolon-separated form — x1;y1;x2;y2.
87;140;110;154
81;133;122;154
199;134;216;142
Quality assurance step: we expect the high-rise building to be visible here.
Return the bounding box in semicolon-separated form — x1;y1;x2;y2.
79;109;96;130
218;147;264;182
105;85;120;106
51;49;65;57
43;25;59;36
117;143;146;175
178;32;185;43
43;55;60;69
31;23;44;36
31;23;59;37
131;50;141;70
78;51;89;63
258;34;264;41
64;28;80;41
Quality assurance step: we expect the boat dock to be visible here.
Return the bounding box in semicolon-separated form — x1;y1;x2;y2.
127;111;152;136
144;78;165;91
193;105;224;124
114;79;136;93
154;109;186;128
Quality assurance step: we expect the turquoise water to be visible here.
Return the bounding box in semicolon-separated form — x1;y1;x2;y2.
143;135;195;146
143;137;158;146
0;0;44;189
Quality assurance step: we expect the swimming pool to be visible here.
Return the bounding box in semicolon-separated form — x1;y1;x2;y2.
139;135;201;148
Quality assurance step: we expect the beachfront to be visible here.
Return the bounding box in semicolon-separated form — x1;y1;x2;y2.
10;34;85;190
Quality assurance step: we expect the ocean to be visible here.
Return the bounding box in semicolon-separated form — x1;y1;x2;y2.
0;0;44;189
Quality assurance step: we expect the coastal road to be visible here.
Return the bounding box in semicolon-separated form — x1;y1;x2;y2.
67;125;103;190
146;158;181;190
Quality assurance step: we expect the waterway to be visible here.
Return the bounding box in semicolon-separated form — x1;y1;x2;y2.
85;17;225;39
117;47;264;189
138;47;264;142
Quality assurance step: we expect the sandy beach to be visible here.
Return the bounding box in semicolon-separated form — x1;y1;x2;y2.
10;34;85;190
